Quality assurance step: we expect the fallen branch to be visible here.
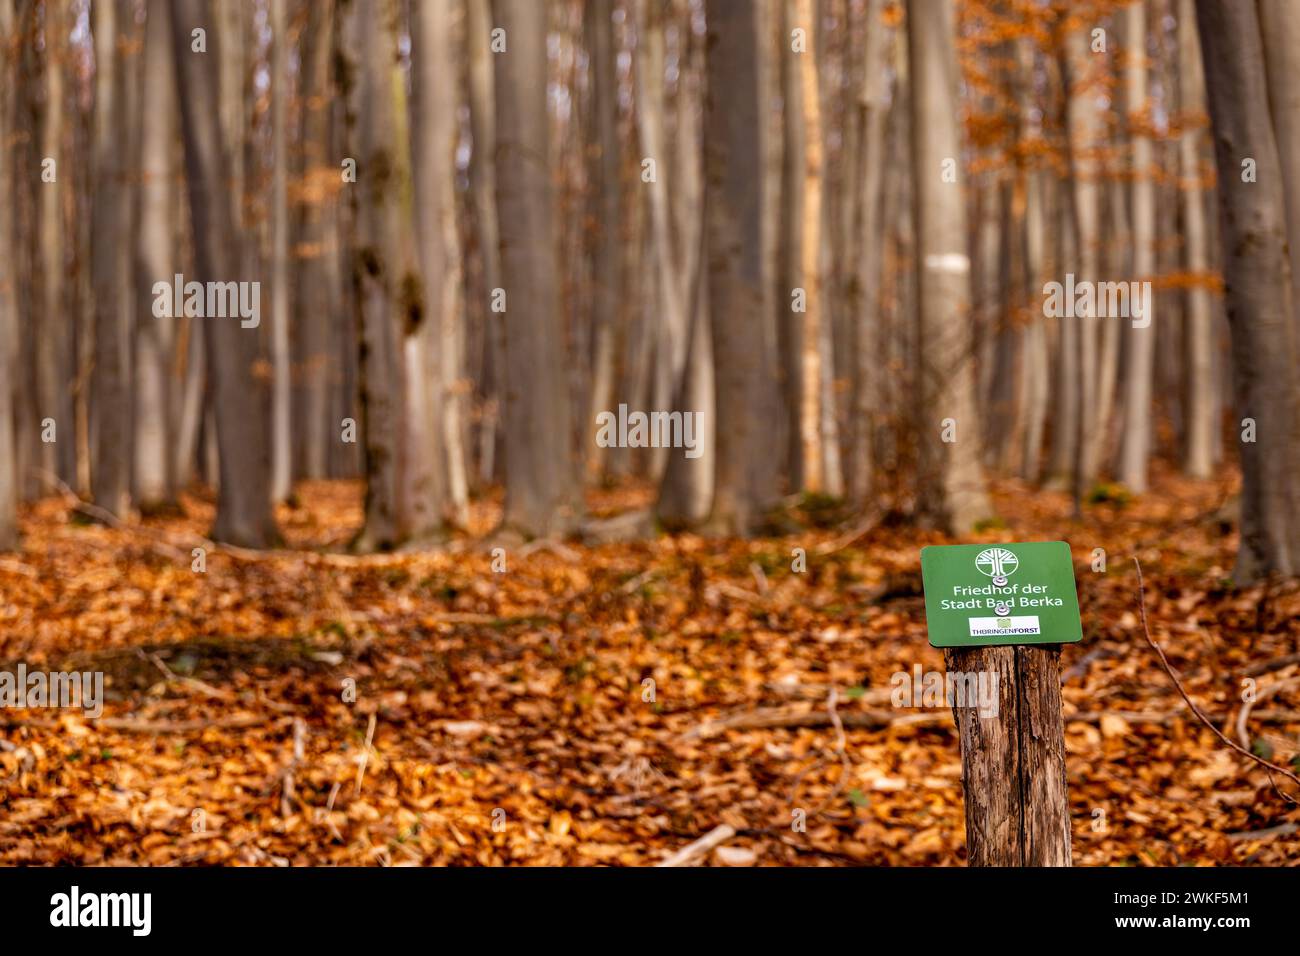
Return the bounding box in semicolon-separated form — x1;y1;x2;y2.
683;706;949;740
1133;557;1300;800
1244;653;1300;678
1226;822;1298;842
1236;676;1300;750
656;824;737;867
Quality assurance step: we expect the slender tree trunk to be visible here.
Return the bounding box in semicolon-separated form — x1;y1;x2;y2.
170;0;279;547
468;0;505;489
293;0;337;482
1196;0;1300;580
0;0;17;549
410;0;469;535
1119;1;1156;493
584;0;622;479
1258;0;1300;334
493;0;581;539
908;0;992;532
703;0;779;535
796;0;824;492
268;0;291;503
1178;0;1214;478
1059;24;1104;495
90;0;132;519
134;0;176;508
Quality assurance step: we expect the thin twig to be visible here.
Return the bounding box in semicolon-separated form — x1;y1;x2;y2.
1133;557;1299;800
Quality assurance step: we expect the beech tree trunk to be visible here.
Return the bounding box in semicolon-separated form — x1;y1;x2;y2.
0;0;17;549
171;0;279;547
1119;1;1156;493
493;0;581;539
91;0;132;520
411;0;470;535
703;0;779;535
1177;0;1214;479
1196;0;1300;581
908;0;992;532
134;0;176;508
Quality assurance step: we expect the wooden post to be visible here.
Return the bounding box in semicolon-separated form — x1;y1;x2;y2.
944;644;1072;866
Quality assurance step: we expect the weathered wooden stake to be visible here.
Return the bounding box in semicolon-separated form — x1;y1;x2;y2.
944;643;1071;866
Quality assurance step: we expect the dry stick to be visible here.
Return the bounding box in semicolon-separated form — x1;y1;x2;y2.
1236;675;1300;750
354;712;377;796
1244;653;1300;678
1133;557;1300;800
682;706;950;740
655;823;737;867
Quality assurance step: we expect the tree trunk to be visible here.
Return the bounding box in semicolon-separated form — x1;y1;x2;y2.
493;0;581;539
584;0;622;480
293;0;337;482
1258;0;1300;334
795;0;825;492
1195;0;1300;580
1119;1;1156;493
467;0;505;489
1178;0;1214;479
269;0;291;503
91;0;132;519
0;0;17;548
170;0;279;547
703;0;779;535
908;0;992;532
134;0;176;508
410;0;470;536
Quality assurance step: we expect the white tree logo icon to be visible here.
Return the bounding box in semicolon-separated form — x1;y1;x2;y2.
976;548;1018;586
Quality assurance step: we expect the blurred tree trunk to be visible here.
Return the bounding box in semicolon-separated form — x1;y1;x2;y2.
847;0;889;503
341;0;410;551
492;0;581;539
0;0;16;548
778;0;805;487
1196;0;1300;580
269;0;291;503
410;0;469;536
171;0;279;547
584;0;621;479
908;0;991;532
134;0;176;508
467;0;504;488
38;0;72;487
1258;1;1300;337
703;0;779;535
90;0;132;520
293;0;336;482
1119;1;1156;493
1177;0;1214;479
1059;23;1104;496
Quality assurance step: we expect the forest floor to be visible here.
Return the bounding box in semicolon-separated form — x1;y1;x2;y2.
1;468;1298;866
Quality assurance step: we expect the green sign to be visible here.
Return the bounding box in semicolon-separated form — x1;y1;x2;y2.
920;541;1083;648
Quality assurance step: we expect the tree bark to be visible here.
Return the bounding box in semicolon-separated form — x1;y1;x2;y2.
1196;0;1300;580
1119;1;1157;493
908;0;992;532
0;0;17;548
493;0;581;539
170;0;280;547
703;0;780;535
269;0;291;503
91;0;132;520
410;0;470;536
1178;0;1214;479
134;0;176;508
